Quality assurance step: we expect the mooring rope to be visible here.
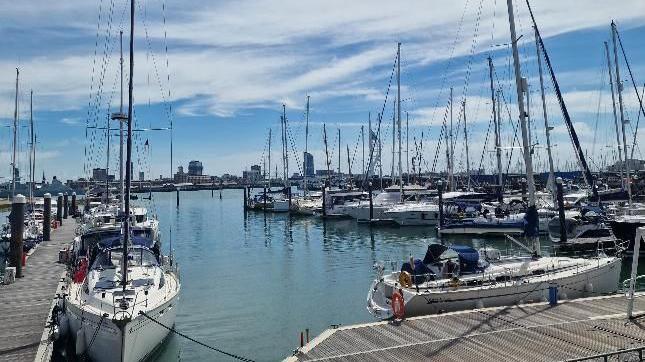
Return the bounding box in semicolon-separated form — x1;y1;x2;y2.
138;311;255;362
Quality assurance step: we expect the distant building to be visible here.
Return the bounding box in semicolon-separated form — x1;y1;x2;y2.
303;152;314;177
243;167;262;182
139;171;145;181
250;164;261;175
315;169;335;177
92;168;107;181
173;166;186;183
188;160;203;176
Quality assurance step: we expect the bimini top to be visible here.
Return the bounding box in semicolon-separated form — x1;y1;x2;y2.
422;244;479;273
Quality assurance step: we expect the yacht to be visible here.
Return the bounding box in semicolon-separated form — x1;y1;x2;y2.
342;185;427;221
384;202;440;226
367;243;621;319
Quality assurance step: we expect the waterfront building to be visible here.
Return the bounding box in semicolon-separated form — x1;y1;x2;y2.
303;152;314;177
188;160;203;175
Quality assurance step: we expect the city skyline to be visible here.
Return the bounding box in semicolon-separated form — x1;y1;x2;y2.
0;1;644;182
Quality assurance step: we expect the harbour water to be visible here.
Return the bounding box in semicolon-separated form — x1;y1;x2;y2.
142;189;635;361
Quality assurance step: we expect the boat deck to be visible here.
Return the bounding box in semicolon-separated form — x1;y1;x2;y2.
0;220;75;362
287;292;645;361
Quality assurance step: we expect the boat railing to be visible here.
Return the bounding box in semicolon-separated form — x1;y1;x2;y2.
620;275;645;294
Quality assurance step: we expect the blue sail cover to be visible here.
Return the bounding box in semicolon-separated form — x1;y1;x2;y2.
98;235;155;249
450;245;479;273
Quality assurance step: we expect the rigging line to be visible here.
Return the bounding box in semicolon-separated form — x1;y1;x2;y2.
615;26;645;141
138;312;255;362
630;83;645;160
591;48;607;162
137;0;172;123
364;52;398;186
92;0;117;127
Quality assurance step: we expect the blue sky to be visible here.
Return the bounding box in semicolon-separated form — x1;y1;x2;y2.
0;0;644;181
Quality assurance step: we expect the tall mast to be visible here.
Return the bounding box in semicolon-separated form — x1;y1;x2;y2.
536;27;556;202
29;90;34;205
105;113;110;204
122;0;135;294
463;100;471;190
406;111;409;185
268;129;271;188
323;124;331;187
361;125;365;181
119;30;125;211
367;112;373;180
397;42;403;198
391;99;395;182
346;144;352;187
304;96;310;195
506;0;538;252
281;104;288;189
489;57;503;201
449;87;455;191
338;128;341;178
612;21;632;206
378;113;383;189
11;68;19;198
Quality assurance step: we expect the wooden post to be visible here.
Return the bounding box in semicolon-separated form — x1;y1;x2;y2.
71;192;77;217
63;193;69;219
176;187;179;207
322;182;327;218
10;194;26;277
263;187;267;212
243;187;247;210
368;182;374;221
437;180;444;228
555;177;567;244
43;193;51;241
56;193;63;225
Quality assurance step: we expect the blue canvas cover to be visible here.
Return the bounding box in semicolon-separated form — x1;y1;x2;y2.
98;235;155;249
401;258;434;285
450;245;480;273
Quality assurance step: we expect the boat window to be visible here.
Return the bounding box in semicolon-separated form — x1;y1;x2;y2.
135;215;145;223
578;229;611;238
133;228;152;239
92;248;158;269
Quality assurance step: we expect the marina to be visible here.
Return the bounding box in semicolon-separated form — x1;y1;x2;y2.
1;0;645;361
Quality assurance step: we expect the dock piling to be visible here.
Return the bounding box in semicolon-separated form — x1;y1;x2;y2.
63;193;68;219
43;193;51;241
56;193;63;225
368;182;373;221
437;180;444;229
322;183;327;218
10;194;26;278
71;192;77;217
555;177;566;244
176;188;179;207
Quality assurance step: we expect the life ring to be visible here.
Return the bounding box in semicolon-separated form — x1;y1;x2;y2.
399;271;412;288
391;290;405;319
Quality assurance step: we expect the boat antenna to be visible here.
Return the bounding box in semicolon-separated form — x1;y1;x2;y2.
122;0;135;294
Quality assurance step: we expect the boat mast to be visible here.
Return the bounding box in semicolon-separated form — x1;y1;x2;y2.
119;31;125;212
506;0;539;253
323;124;331;188
304;96;310;196
267;129;272;189
122;0;135;295
346;144;352;187
105;112;111;204
612;21;632;207
463;100;471;190
338;128;341;181
406;111;409;185
391;100;395;184
449;87;455;192
11;68;19;198
604;41;623;189
536;27;556;203
281;104;288;190
29;90;34;206
361;125;365;181
397;42;403;198
488;57;503;201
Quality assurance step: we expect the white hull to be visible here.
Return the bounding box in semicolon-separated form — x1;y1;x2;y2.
67;296;177;362
386;211;439;226
438;225;524;235
368;257;621;319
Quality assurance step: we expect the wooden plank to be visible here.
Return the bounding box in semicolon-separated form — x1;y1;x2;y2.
0;221;75;362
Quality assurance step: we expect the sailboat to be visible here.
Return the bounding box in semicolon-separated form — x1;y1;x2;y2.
65;3;180;360
367;0;621;320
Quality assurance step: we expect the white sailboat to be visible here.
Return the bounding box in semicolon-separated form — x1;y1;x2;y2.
367;0;621;320
66;4;180;360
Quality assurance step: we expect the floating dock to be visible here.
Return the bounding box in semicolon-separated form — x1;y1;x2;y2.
0;221;75;361
287;292;645;361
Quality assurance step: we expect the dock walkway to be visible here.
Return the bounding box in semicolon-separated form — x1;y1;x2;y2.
0;220;76;361
288;292;645;361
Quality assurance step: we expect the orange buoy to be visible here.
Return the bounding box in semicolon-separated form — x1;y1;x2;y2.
391;289;405;319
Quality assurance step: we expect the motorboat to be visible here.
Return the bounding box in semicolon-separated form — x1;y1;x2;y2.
384;202;440;226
